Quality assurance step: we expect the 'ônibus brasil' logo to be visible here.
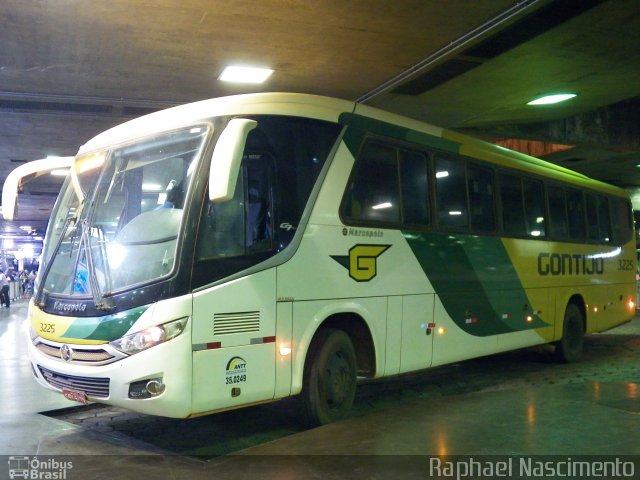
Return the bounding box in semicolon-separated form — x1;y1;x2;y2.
331;244;391;282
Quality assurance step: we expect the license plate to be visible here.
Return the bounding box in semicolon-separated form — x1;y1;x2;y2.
62;388;88;404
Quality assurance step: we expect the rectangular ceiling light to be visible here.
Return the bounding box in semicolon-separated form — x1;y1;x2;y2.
219;66;273;84
527;93;576;105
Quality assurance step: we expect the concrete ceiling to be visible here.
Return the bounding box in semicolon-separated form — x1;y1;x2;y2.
1;0;639;250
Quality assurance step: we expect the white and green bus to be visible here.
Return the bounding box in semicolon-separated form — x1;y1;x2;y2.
10;93;636;425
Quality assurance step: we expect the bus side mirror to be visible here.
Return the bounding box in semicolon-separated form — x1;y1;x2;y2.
209;118;257;202
2;156;74;220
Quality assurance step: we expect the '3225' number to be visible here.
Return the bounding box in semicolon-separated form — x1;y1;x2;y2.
39;322;56;334
618;259;634;271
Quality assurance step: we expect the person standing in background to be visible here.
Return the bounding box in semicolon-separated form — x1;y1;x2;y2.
19;270;26;297
27;270;36;297
0;269;9;308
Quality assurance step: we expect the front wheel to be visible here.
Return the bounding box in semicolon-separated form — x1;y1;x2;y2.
554;303;584;363
302;329;357;427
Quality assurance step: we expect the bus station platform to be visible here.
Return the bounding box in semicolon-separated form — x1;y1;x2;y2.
2;299;640;479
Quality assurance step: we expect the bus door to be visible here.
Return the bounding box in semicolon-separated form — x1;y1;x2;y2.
191;154;278;414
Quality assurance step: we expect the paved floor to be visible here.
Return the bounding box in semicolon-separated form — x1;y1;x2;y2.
1;299;640;479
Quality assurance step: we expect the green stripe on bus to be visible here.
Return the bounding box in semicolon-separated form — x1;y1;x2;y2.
62;305;149;341
403;231;548;336
339;113;461;155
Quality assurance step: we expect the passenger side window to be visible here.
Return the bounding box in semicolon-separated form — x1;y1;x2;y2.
548;186;569;240
523;178;546;238
610;197;632;245
435;155;468;229
499;173;525;236
585;194;599;241
399;149;430;226
468;165;495;232
566;189;585;241
585;194;611;243
597;196;611;243
343;142;400;224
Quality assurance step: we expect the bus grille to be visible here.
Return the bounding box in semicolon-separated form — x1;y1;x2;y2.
213;311;260;335
36;342;114;363
33;339;125;365
38;365;110;398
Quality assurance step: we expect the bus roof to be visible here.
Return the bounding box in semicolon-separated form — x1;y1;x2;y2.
78;93;355;154
78;92;627;199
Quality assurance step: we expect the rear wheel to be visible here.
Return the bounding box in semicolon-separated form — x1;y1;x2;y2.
554;303;584;363
302;329;357;427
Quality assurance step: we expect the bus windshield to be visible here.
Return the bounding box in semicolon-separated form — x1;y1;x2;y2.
40;125;210;300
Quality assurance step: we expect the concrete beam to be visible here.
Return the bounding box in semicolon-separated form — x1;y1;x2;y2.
461;96;640;151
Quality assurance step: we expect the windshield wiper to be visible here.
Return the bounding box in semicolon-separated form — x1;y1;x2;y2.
103;156;126;205
34;215;76;307
80;219;115;312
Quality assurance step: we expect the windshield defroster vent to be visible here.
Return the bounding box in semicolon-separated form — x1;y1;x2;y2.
213;311;260;335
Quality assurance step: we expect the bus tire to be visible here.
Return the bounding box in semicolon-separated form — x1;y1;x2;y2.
302;329;357;427
554;303;584;363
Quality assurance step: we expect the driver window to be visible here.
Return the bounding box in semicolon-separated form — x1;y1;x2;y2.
196;155;274;260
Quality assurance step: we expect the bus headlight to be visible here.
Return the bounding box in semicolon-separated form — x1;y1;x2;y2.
28;325;38;342
110;317;188;355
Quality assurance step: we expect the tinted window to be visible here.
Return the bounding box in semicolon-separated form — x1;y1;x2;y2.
585;193;610;243
585;194;599;241
610;197;632;244
499;173;525;235
197;160;273;261
194;116;340;287
566;189;585;241
399;149;430;226
343;142;400;224
598;196;611;243
468;165;495;231
435;155;468;229
523;178;546;238
548;186;569;239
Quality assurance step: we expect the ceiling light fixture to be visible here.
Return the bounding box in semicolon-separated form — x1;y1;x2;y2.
527;93;577;105
219;65;274;84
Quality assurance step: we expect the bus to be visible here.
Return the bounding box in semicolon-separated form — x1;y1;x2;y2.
8;456;29;479
8;93;636;426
